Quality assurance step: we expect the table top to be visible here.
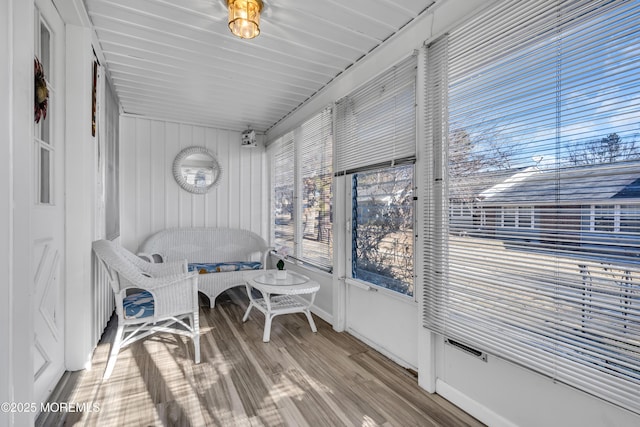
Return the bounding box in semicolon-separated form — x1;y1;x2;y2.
248;270;320;295
254;271;308;286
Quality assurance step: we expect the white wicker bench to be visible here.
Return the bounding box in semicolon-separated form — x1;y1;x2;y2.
138;227;273;308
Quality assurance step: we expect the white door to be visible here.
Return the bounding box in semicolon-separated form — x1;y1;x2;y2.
33;0;66;405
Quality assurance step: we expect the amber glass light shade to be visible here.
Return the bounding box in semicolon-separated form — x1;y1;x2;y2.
227;0;263;39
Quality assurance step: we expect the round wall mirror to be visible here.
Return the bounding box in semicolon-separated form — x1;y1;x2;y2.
172;146;222;194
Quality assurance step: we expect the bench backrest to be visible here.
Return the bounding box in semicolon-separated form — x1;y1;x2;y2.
139;227;269;263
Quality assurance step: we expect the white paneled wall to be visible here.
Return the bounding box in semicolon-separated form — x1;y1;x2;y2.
119;116;267;253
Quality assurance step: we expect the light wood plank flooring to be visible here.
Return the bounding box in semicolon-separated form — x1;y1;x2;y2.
38;288;484;427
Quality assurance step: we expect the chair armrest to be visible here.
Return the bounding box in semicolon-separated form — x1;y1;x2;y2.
144;260;188;276
149;271;197;288
131;271;197;291
137;252;165;263
262;247;276;269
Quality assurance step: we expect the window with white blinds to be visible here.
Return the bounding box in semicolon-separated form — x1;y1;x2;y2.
271;107;333;270
300;107;333;269
335;54;417;174
272;132;295;253
423;0;640;414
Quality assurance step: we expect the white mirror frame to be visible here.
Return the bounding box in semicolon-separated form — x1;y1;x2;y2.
172;146;222;194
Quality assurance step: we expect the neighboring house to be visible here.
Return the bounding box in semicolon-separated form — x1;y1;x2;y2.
464;161;640;259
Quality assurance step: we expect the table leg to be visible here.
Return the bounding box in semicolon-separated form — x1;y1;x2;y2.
263;314;273;342
304;310;317;333
263;291;273;342
305;292;318;333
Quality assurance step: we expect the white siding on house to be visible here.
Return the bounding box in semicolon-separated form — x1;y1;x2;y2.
119;115;267;253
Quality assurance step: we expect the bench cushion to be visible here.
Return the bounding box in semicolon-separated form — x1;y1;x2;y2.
188;261;262;274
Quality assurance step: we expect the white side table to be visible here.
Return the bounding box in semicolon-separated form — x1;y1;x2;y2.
242;270;320;342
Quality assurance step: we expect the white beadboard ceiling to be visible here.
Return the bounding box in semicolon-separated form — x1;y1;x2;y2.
85;0;435;133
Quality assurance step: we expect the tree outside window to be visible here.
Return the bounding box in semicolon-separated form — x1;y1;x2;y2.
352;164;414;296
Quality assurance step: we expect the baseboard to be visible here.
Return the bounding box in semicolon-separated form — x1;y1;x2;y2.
436;379;516;427
346;327;416;371
310;304;333;325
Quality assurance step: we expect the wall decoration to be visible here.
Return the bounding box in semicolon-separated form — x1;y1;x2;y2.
172;146;222;194
92;59;98;137
34;57;49;123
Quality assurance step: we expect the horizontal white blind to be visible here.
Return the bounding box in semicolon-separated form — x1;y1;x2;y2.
299;107;333;269
272;132;295;253
335;54;417;173
424;0;640;414
422;35;449;329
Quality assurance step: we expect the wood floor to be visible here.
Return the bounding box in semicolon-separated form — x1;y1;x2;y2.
38;288;484;427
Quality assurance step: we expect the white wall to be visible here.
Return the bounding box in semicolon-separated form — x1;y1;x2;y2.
0;2;12;422
2;0;35;425
119;115;268;252
64;23;100;372
1;2;16;425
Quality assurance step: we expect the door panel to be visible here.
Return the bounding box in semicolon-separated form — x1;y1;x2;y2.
33;0;65;405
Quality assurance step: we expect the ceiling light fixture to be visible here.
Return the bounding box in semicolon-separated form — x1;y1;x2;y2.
227;0;263;40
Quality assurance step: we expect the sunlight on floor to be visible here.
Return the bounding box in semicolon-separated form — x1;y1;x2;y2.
269;373;306;401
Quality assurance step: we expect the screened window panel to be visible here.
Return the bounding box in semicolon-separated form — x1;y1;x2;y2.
336;54;417;173
272;132;295;253
299;107;333;269
424;0;640;414
352;164;414;296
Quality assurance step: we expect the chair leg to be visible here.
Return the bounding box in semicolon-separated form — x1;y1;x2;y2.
104;322;124;380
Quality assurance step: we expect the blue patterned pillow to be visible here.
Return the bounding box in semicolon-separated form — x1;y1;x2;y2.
123;290;154;319
188;262;262;274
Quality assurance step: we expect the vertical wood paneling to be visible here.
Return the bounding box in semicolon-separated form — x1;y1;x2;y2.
204;127;217;228
150;121;166;234
136;120;152;250
165;122;180;233
192;126;206;227
120;116;267;252
217;131;230;227
228;130;241;229
178;124;192;228
119;118;136;252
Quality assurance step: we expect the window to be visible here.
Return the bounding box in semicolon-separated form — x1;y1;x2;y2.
36;17;53;204
593;205;615;232
299;108;333;269
270;108;333;270
336;54;417;174
335;55;417;296
620;205;640;235
352;164;414;296
518;206;534;229
424;0;640;414
272;132;295;252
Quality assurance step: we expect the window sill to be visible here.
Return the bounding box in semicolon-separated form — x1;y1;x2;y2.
344;277;416;304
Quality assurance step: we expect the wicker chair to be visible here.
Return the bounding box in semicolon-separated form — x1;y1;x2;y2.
92;239;201;380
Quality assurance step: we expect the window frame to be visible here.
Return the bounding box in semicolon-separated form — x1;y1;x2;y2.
348;163;416;299
269;107;334;272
